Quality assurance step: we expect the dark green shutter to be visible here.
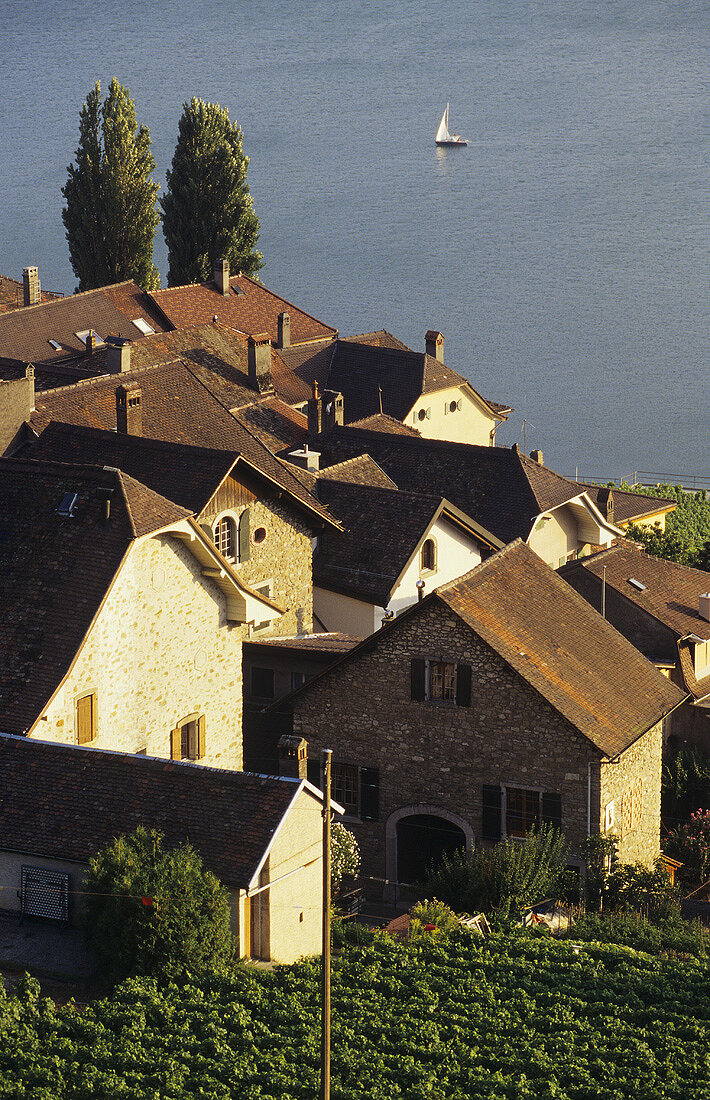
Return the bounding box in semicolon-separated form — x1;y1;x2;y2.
238;509;250;563
542;792;562;830
410;658;426;701
482;785;502;840
456;663;472;707
307;758;322;790
360;767;380;820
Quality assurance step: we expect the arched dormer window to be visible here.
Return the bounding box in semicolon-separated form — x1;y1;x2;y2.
420;537;437;573
213;516;236;561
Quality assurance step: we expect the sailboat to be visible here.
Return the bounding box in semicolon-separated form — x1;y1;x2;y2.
435;103;468;146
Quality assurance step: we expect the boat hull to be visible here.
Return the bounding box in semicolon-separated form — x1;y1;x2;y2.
436;139;468;146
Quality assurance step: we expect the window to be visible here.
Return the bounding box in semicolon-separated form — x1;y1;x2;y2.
213;516;236;560
333;763;359;815
481;785;562;840
76;692;97;744
410;658;471;706
48;339;62;352
506;788;541;838
420;537;437;573
75;329;104;346
253;526;267;544
253;581;273;631
292;671;307;691
131;317;155;336
329;763;380;820
171;714;205;761
251;666;275;699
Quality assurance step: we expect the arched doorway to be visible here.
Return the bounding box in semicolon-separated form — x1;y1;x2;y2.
384;805;474;901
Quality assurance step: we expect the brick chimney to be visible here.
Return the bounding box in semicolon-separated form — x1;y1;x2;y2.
597;486;615;524
425;330;444;361
22;266;41;307
529;449;543;466
278;735;308;780
116;383;142;435
106;336;132;373
308;381;344;438
214;257;230;296
277;311;291;349
247;333;273;393
85;332;98;355
0;367;35;456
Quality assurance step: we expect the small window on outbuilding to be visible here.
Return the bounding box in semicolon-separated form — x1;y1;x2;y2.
420;537;437;573
171;714;205;761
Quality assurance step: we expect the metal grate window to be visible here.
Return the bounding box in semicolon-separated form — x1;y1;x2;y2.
21;866;70;921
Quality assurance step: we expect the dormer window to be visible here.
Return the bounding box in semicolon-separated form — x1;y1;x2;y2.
694;639;710;679
420;537;437;573
213;516;236;561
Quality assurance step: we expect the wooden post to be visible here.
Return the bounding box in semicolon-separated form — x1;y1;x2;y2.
321;748;332;1100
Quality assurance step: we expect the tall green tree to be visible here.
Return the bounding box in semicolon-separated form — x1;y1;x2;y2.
161;98;263;286
62;79;160;291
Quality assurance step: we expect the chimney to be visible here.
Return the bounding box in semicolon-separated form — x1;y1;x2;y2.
106;336;132;373
277;311;291;349
425;330;444;361
85;331;97;355
598;486;615;523
700;594;710;623
214;257;230;296
22;266;41;307
529;449;543;466
308;383;344;438
278;735;308;780
0;367;35;456
288;443;320;473
116;383;142;436
247;333;273;393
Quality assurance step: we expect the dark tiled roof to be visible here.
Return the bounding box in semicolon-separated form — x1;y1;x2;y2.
577;483;677;525
149;275;337;346
238;398;308;453
560;543;710;642
0;282;167;367
0;734;307;887
348;414;421;436
31;360;338;529
0;275;63;314
317;454;398;488
245;633;361;656
314;480;453;605
272;340;336;405
348;330;413;351
0;458;190;734
437;542;685;756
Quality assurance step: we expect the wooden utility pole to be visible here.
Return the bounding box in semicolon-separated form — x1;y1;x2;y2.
321;748;332;1100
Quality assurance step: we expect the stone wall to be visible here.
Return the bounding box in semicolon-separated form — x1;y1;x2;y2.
599;721;662;866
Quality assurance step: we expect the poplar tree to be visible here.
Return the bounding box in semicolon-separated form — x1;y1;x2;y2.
62;79;160;291
161;98;263;286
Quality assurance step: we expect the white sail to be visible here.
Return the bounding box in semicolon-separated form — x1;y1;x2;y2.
435;103;450;143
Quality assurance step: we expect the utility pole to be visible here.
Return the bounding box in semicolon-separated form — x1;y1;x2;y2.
321;748;332;1100
601;565;606;619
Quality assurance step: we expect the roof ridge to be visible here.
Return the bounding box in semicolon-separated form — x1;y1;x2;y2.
0;280;137;317
42;418;242;465
32;356;187;397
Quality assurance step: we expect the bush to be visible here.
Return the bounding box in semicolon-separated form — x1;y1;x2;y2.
408;898;460;941
619;482;710;569
561;912;709;958
662;744;710;826
665;808;710;886
331;822;360;894
83;826;234;982
425;825;568;916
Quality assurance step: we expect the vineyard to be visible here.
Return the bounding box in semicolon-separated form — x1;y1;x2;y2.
1;930;710;1098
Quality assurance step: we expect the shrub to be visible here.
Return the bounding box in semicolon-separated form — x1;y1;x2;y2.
561;912;709;958
662;744;710;826
665;808;710;886
83;826;233;982
409;898;460;941
331;822;360;894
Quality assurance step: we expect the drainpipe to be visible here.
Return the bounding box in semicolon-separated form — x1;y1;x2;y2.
587;762;592;838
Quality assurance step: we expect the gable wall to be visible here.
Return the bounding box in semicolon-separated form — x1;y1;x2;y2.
408;385;497;446
599;721;663;865
528;507;580;568
389;515;485;617
293;600;605;881
260;790;323;963
33;534;243;768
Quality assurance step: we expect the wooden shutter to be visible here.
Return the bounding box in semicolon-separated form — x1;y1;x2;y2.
170;727;181;760
197;715;206;759
238;509;250;563
455;663;472;707
482;784;502;840
360;767;380;821
243;895;251;959
77;693;96;745
542;791;562;830
410;658;426;701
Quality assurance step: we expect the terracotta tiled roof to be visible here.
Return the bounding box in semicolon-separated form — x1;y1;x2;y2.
0;458;190;735
577;482;677;525
149;275;337;346
348;329;413;351
30;360;339;529
237;398;308;454
0;734;309;888
272;340;336;405
0;281;167;367
317;454;398;488
437;542;686;756
560;543;710;699
0;275;63;314
245;633;361;656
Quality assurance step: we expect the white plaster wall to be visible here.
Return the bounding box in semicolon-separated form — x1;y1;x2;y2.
388;517;484;616
408;385;497;446
33;534;244;769
313;586;378;635
528;507;579;569
261;790;323;963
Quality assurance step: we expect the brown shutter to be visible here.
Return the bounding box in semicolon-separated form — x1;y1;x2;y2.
482;785;502;840
542;792;562;830
410;659;426;701
455;664;472;707
243;895;251;959
197;715;206;759
77;694;95;745
170;727;181;760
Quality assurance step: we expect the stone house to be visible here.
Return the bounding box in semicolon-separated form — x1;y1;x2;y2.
560;542;710;748
0;458;282;769
278;541;685;893
0;733;334;964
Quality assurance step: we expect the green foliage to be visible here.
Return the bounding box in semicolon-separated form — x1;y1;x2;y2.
561;911;710;958
665;808;710;885
618;481;710;569
331;822;360;894
83;825;233;982
581;832;618;911
62;79;160;291
3;933;710;1097
662;743;710;827
408;898;460;940
425;826;568;916
603;862;681;921
161;98;263;285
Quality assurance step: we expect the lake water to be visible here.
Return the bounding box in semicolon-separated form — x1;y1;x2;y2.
2;0;708;477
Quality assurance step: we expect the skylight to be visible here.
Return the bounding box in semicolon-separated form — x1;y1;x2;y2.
131;317;155;336
75;329;104;346
48;339;62;351
231;285;245;296
628;577;647;591
57;491;78;517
